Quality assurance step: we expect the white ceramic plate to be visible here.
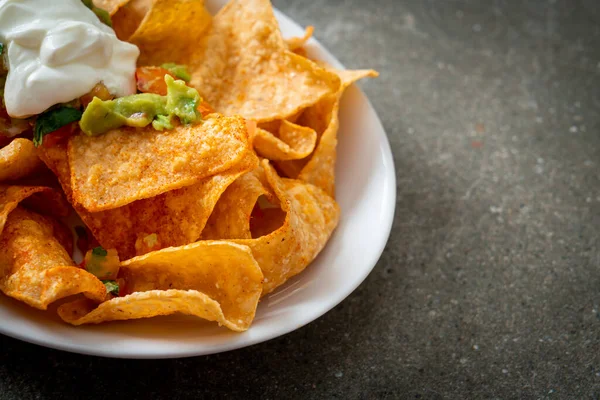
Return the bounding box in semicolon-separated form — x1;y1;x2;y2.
0;1;396;359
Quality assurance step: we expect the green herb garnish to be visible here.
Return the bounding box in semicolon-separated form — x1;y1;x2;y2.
33;107;82;147
92;246;108;257
102;280;119;296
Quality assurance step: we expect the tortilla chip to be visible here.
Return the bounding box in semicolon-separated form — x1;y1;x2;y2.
124;0;339;121
276;69;379;196
194;0;340;121
127;0;212;65
92;0;130;15
0;185;69;235
0;207;106;310
285;26;314;51
0;139;43;182
111;0;152;40
59;241;263;331
206;160;339;294
254;120;317;161
40;141;258;260
83;151;258;259
69;114;253;212
202;168;273;240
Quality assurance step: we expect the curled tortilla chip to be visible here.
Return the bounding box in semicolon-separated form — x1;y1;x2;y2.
189;3;340;121
0;207;106;310
69;114;253;212
123;0;339;122
276;69;379;196
206;160;340;294
126;0;212;65
202;168;273;240
0;185;69;235
111;0;152;40
59;241;264;331
0;139;43;182
40;141;258;259
285;25;314;51
254;120;317;161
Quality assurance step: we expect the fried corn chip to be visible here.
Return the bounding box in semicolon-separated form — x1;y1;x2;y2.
276;69;379;196
40;141;258;259
59;241;263;331
206;160;339;294
202;168;273;240
69;114;253;212
126;0;340;122
83;152;258;259
111;0;152;40
0;185;69;234
0;139;43;182
189;0;340;122
254;120;317;161
126;0;211;65
0;207;106;309
285;26;314;51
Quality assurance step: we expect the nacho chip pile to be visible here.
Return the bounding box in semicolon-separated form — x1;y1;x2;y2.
0;0;377;331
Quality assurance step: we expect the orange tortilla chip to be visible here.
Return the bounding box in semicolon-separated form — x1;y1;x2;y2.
40;141;258;260
254;120;317;161
59;241;263;331
202;168;273;240
0;207;106;310
190;0;340;122
111;0;152;40
123;0;339;122
206;160;340;294
276;69;379;196
0;185;69;234
0;139;43;182
68;114;253;212
126;0;212;65
285;26;314;51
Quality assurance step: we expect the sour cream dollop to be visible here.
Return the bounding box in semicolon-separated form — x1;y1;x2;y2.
0;0;139;118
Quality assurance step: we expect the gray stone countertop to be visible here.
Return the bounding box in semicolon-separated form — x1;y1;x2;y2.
1;0;600;398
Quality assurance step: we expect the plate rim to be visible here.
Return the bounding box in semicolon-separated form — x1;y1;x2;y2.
0;6;396;359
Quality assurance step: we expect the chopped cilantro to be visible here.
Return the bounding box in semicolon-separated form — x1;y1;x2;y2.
33;107;82;147
102;280;119;296
92;246;108;257
161;63;191;82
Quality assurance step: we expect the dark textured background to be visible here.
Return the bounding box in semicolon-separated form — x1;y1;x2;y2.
2;0;600;398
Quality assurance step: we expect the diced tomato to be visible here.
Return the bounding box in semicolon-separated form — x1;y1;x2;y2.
116;278;128;297
41;122;78;148
135;66;174;95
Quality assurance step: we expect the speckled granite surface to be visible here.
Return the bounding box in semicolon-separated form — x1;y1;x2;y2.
1;0;600;398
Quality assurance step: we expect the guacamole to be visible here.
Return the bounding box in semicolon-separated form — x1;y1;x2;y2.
79;75;202;136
